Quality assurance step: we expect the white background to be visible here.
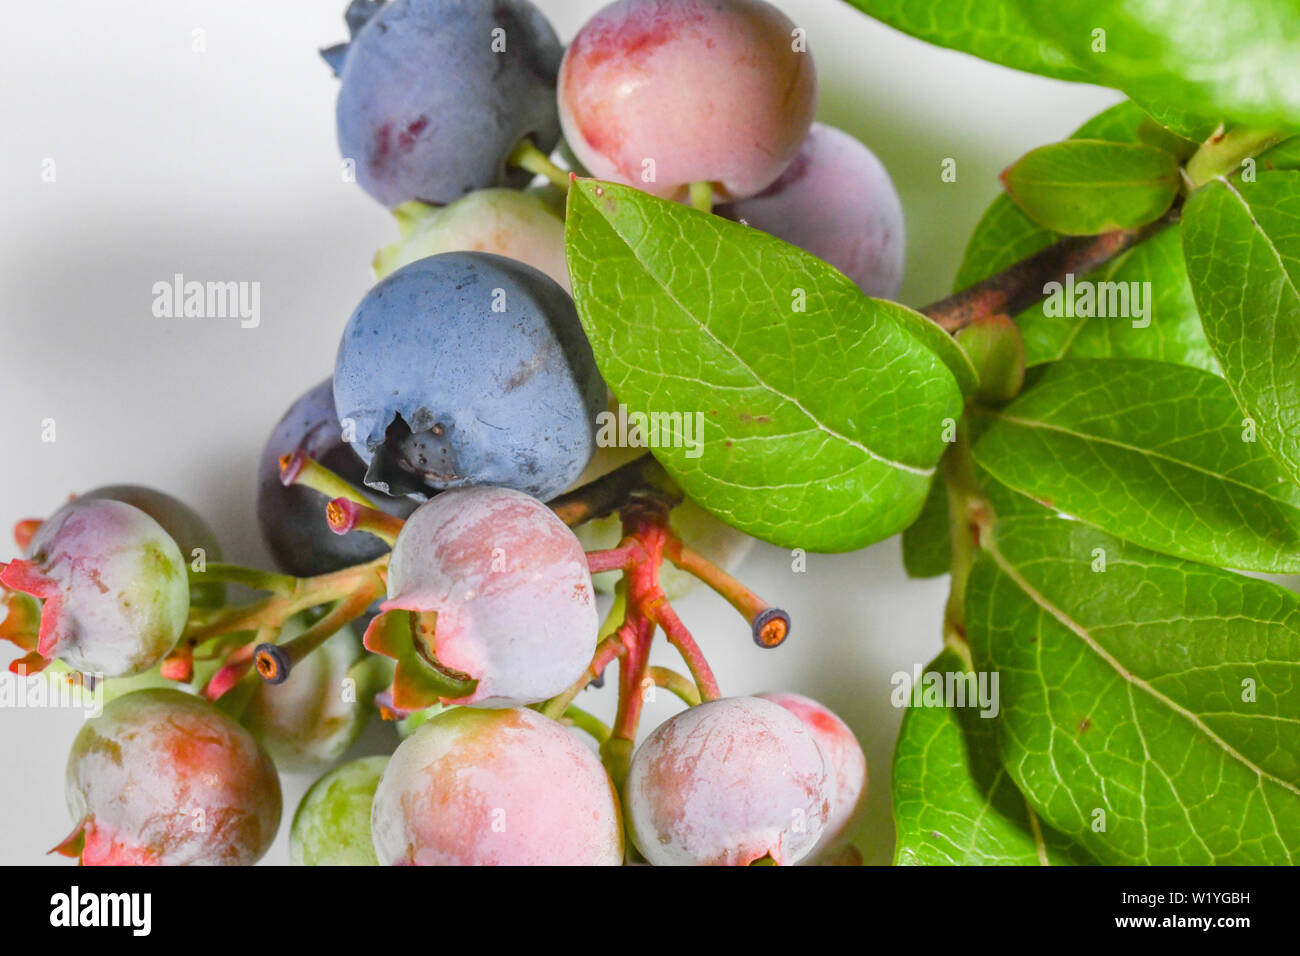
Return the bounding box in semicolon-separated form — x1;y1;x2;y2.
0;0;1123;865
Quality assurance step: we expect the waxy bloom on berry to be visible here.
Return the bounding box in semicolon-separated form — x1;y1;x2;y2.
365;487;598;709
1;498;189;677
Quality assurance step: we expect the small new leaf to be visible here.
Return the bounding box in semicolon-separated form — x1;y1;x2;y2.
1001;140;1181;235
957;104;1219;373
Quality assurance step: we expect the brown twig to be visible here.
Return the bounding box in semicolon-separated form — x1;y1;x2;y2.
921;201;1183;333
548;454;678;526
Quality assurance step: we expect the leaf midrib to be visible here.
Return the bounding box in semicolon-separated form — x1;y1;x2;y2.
986;535;1300;804
1014;177;1176;189
985;409;1300;517
1219;177;1300;304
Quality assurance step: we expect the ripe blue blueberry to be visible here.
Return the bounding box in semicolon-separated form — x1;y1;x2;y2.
331;0;564;208
320;0;385;76
257;379;416;577
333;252;604;501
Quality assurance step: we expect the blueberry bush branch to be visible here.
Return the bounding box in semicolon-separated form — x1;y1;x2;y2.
921;203;1182;333
8;0;1299;868
922;121;1284;335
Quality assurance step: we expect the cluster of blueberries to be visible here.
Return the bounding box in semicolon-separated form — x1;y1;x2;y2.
261;0;906;577
2;0;897;866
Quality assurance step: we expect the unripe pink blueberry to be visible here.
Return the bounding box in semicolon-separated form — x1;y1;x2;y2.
757;691;867;861
559;0;817;201
1;499;189;677
370;706;623;865
64;689;282;865
374;189;569;291
371;486;598;707
80;484;225;607
719;123;905;298
625;696;831;865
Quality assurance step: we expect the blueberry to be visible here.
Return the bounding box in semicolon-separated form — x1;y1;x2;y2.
1;499;189;678
376;487;598;708
333;0;564;207
257;379;416;578
320;0;386;77
559;0;817;202
290;756;388;866
333;252;604;501
374;189;569;292
241;626;373;772
65;689;281;865
718;124;906;299
80;484;225;607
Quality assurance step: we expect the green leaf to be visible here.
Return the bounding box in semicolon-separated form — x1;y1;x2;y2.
1136;115;1200;161
1027;229;1222;373
893;649;1091;864
901;478;950;579
973;358;1300;572
968;514;1300;863
565;180;963;552
1001;140;1180;235
902;459;1055;580
1074;100;1153;145
1010;0;1300;130
1183;172;1300;486
953;194;1055;293
1262;136;1300;173
958;104;1219;373
956;101;1146;288
889;306;979;399
842;0;1086;82
1132;99;1223;145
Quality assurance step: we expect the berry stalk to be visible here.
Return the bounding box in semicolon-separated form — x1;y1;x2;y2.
326;497;404;546
280;451;379;508
662;535;789;647
938;423;991;649
254;585;381;684
184;555;388;644
648;665;702;706
689;181;714;212
507;137;572;191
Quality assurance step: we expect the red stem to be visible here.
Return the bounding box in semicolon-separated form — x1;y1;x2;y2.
586;540;645;574
647;599;721;701
611;613;655;744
